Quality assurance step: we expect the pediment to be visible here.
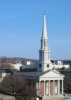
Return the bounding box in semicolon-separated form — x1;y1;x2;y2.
39;70;64;78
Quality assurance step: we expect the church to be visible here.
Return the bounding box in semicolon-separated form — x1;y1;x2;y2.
35;16;68;100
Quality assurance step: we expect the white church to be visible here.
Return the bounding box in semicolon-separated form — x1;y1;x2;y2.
35;16;69;100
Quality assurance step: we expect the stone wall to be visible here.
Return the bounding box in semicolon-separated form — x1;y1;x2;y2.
0;94;15;100
43;96;64;100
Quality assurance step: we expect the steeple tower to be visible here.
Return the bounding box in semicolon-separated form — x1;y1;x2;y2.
39;15;50;72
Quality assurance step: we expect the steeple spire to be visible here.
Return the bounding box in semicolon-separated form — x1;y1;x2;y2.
42;15;48;39
41;15;48;50
39;15;50;72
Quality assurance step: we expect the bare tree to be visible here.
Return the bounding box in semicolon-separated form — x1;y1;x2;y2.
0;75;36;97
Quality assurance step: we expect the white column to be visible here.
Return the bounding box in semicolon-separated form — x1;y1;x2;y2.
62;79;63;95
38;81;39;96
36;82;38;95
46;81;49;96
58;80;60;95
44;81;45;96
36;81;39;96
49;80;50;96
53;80;55;96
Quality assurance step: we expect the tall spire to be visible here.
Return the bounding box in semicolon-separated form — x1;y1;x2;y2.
42;15;48;39
41;15;48;50
39;15;50;72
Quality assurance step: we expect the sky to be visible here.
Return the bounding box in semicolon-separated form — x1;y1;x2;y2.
0;0;71;59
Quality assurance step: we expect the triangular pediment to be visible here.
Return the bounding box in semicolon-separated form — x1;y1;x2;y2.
39;70;64;78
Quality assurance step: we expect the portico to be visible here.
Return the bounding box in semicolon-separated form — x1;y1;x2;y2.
36;70;64;97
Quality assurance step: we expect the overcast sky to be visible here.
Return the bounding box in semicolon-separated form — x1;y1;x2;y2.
0;0;71;59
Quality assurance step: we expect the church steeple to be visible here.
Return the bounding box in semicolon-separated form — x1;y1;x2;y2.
41;15;48;50
42;15;48;39
39;15;50;72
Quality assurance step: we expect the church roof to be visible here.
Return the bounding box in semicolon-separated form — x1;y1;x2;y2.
40;70;64;77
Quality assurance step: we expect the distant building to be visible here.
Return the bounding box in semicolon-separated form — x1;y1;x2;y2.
0;70;10;82
10;62;22;71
